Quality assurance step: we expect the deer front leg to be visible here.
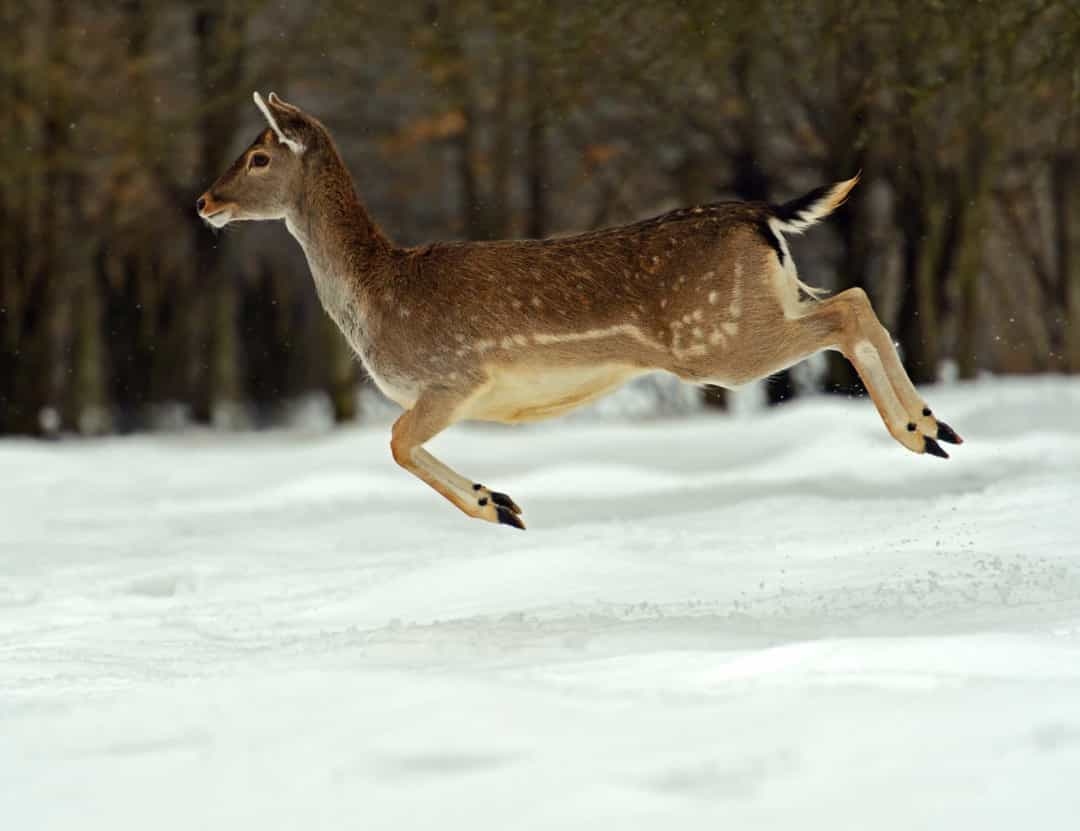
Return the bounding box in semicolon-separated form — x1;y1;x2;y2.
390;387;526;530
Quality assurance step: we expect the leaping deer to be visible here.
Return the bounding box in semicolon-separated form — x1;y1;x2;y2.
197;93;963;530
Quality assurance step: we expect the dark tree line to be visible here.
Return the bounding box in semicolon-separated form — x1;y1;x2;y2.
1;0;1077;436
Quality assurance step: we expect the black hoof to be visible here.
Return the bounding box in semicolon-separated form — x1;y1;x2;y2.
490;491;521;514
496;506;526;530
936;421;963;445
924;437;949;459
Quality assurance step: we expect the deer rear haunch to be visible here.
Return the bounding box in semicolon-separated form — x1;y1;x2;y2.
197;91;963;530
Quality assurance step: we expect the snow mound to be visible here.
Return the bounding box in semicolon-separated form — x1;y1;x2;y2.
2;377;1079;830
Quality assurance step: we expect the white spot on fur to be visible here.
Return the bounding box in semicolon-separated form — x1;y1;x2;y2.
513;334;528;347
475;339;495;353
525;323;703;358
722;322;739;336
512;299;523;310
501;337;515;349
531;297;543;309
692;327;703;339
532;325;634;346
692;309;704;322
660;299;667;309
708;291;720;304
729;271;743;318
709;331;724;346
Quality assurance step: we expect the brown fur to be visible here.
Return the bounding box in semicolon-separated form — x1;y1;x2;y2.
197;93;963;529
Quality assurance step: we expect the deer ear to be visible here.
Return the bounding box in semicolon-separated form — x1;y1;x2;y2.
267;92;298;111
253;91;306;155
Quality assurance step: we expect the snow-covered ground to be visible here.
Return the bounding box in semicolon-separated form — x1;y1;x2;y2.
2;376;1079;830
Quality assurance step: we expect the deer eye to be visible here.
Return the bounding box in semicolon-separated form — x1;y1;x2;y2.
249;152;270;169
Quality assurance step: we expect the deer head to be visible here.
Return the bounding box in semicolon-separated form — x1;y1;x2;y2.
196;92;320;228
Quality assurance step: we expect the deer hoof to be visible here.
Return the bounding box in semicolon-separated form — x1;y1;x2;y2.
923;437;949;459
936;421;963;445
474;483;522;513
496;506;526;530
490;490;522;514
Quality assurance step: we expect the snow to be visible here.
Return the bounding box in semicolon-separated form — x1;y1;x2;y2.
2;376;1079;829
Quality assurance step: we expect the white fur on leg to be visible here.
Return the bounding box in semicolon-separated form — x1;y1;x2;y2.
854;340;908;430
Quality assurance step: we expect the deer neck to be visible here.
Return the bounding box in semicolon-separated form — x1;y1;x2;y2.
284;154;392;325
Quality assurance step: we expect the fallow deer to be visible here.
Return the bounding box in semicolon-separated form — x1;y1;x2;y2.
197;92;963;530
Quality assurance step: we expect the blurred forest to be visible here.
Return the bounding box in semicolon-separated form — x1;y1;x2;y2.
1;0;1078;436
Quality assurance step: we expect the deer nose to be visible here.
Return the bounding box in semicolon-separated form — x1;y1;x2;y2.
196;196;207;213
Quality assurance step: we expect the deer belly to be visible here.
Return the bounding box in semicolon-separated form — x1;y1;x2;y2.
466;364;643;423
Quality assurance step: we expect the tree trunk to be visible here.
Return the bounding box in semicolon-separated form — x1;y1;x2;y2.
191;4;245;425
953;184;993;380
0;0;23;433
489;39;514;238
525;49;548;239
68;258;109;434
9;0;72;436
896;196;945;384
326;320;359;424
1051;152;1080;372
951;44;1001;381
455;95;485;240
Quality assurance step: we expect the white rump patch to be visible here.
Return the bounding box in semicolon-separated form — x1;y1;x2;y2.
253;92;305;155
767;218;827;305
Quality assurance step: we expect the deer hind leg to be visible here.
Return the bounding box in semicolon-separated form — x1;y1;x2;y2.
679;286;961;457
390;386;525;529
835;289;964;448
798;288;962;456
